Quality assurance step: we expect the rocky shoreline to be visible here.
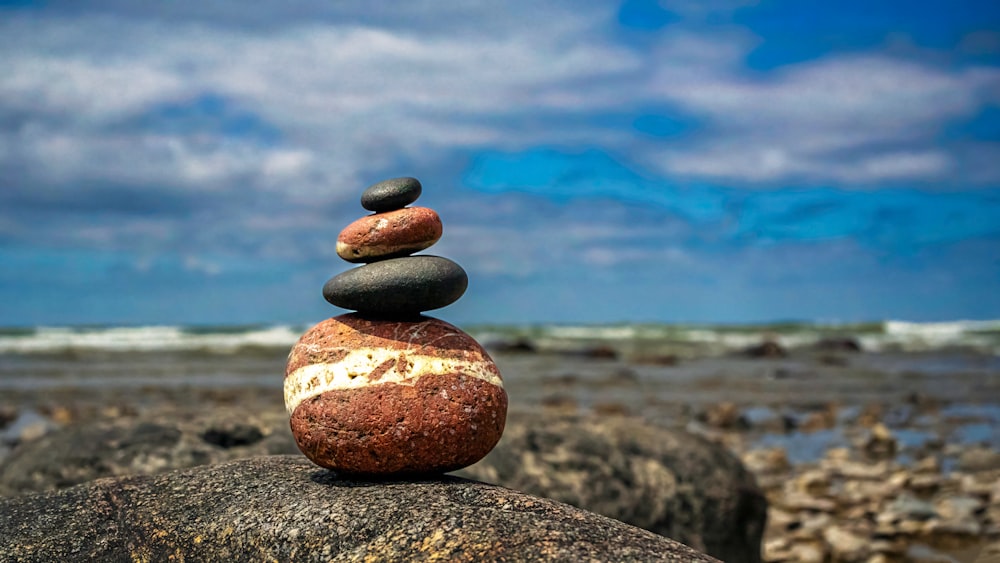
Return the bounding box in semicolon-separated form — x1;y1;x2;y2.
1;456;719;562
729;414;1000;562
2;345;999;561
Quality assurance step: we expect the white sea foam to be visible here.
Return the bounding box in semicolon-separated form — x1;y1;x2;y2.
0;324;304;354
884;319;1000;339
543;325;638;340
2;319;999;356
474;319;1000;356
874;320;1000;354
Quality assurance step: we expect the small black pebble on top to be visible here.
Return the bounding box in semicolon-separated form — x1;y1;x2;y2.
361;177;422;212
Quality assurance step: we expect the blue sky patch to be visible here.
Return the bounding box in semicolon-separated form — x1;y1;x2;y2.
737;0;1000;69
464;148;730;222
132;94;283;145
617;0;678;30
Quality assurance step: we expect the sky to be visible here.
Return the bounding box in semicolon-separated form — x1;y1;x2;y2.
0;0;998;326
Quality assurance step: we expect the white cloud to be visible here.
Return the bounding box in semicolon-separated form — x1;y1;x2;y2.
37;62;180;117
581;245;692;268
0;8;640;209
0;2;997;270
182;255;222;276
2;6;996;205
644;45;1000;185
853;151;952;181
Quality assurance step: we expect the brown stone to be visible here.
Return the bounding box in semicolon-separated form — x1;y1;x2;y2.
742;446;791;475
823;525;871;561
285;314;507;475
861;422;898;458
336;207;442;263
700;401;747;429
799;405;837;432
744;339;786;358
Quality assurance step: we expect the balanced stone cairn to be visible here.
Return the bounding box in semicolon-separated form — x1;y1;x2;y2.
284;177;508;475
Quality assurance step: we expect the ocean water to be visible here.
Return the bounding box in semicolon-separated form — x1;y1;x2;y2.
1;319;999;356
3;319;998;411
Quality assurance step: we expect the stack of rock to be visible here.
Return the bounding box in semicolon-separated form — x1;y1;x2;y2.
284;177;508;476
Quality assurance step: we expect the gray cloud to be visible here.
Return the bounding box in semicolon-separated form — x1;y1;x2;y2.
4;4;993;199
1;1;997;287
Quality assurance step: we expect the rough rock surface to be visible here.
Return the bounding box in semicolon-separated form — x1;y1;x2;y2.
0;410;762;561
458;414;767;563
0;410;297;497
0;456;718;562
285;314;507;474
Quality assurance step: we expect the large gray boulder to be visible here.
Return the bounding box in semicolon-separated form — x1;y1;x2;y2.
0;410;764;562
458;414;766;563
0;456;717;562
0;410;296;497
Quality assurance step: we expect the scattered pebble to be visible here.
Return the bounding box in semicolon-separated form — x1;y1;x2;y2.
0;409;57;447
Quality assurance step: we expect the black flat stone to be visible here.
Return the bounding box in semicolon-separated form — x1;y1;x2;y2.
323;255;468;316
361;177;422;212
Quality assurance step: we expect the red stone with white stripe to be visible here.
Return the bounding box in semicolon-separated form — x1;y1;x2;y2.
285;314;507;475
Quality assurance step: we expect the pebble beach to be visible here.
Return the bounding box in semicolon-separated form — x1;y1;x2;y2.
2;321;999;562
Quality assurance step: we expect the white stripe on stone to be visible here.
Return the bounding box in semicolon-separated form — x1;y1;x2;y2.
284;347;503;414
